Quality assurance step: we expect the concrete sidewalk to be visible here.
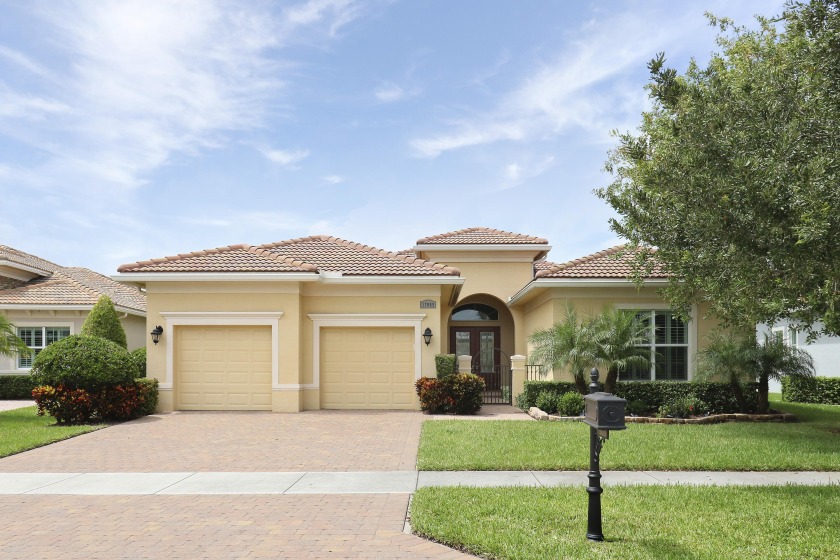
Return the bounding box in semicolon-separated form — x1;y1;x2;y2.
2;470;837;495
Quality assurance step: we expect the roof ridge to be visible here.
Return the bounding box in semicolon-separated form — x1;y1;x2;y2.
535;245;627;278
415;226;548;245
53;268;107;301
0;245;63;272
246;246;319;272
260;235;460;276
117;243;258;272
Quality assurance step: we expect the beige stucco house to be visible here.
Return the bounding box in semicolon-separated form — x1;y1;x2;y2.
0;245;147;374
114;227;719;413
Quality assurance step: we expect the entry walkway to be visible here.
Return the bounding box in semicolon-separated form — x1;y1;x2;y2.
1;470;837;495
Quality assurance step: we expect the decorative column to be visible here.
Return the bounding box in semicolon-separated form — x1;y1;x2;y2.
511;355;527;404
456;354;472;376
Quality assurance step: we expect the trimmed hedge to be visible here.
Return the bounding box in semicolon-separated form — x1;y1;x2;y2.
518;380;760;414
782;376;840;405
33;378;159;424
31;335;136;392
81;295;128;348
435;354;457;378
0;375;38;399
129;347;147;378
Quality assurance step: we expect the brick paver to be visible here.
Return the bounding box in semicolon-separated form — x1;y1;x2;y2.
0;494;475;559
0;410;423;472
0;410;477;558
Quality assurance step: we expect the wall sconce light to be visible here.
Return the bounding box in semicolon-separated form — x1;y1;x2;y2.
150;325;163;345
422;327;433;346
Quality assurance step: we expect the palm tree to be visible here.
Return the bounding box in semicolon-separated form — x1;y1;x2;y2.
696;330;816;413
0;315;30;359
695;330;755;412
754;332;815;413
590;307;651;394
527;304;596;394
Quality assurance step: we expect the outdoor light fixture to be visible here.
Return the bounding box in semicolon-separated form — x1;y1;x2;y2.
150;325;163;345
422;327;433;346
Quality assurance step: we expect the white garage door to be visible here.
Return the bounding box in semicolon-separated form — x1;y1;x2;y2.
176;326;272;410
320;327;416;409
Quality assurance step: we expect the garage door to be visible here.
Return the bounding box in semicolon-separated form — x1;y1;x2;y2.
321;327;415;409
176;326;272;410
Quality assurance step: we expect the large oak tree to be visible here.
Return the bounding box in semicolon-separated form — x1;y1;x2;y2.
599;1;840;337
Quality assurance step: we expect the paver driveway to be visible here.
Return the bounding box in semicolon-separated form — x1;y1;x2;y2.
0;411;476;559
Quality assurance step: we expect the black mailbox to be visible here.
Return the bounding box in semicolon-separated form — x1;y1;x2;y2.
583;392;627;431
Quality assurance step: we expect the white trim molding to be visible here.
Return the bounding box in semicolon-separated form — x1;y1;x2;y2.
158;311;284;390
507;278;669;306
307;313;427;389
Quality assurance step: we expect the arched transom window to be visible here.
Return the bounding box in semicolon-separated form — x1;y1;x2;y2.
451;303;499;321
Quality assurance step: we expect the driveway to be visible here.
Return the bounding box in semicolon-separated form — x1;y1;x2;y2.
0;410;476;559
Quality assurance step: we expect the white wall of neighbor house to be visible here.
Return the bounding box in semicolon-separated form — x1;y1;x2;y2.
0;310;146;374
757;320;840;393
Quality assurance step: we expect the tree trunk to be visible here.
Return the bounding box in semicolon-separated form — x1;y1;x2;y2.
730;380;748;413
603;367;618;394
573;371;588;395
757;373;769;413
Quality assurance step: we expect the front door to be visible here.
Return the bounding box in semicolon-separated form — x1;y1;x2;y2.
450;327;500;386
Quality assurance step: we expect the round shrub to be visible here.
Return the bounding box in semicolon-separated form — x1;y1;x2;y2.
556;391;585;417
129;347;147;378
535;391;560;414
31;334;135;392
442;373;484;415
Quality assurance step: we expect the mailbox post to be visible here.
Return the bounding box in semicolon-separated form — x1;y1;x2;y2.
582;368;627;542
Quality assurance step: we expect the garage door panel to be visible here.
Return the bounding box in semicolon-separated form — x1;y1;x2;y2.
176;326;272;411
320;327;416;410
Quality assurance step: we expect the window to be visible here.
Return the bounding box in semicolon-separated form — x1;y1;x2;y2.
623;310;688;381
451;303;499;321
17;326;71;368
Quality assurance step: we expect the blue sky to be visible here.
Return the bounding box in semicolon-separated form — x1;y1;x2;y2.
0;0;784;274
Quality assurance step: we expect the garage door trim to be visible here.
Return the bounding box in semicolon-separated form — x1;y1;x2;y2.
159;312;283;390
308;314;426;389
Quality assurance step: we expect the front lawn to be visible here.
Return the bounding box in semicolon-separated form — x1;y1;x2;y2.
417;398;840;471
0;406;104;458
411;485;840;560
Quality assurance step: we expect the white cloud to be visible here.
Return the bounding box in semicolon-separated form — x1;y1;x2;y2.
374;82;405;102
259;147;310;167
501;155;555;189
322;174;345;184
0;0;365;193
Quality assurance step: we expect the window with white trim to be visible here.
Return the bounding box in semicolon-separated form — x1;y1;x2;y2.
17;326;71;368
623;310;688;381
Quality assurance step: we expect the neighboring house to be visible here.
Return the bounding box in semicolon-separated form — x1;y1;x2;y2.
0;245;147;374
113;228;720;413
757;320;840;393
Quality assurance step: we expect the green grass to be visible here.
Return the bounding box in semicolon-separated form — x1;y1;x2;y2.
411;484;840;560
0;406;104;458
418;397;840;471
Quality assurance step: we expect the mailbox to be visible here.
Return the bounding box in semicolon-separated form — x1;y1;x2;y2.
583;392;627;431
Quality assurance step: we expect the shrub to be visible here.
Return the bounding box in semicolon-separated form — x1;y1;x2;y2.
31;335;135;392
415;377;452;413
443;373;484;415
415;373;485;415
521;380;759;414
129;347;147;378
518;381;577;410
626;399;653;416
535;391;560;414
658;395;708;419
135;377;159;416
0;375;39;399
782;376;840;405
556;391;585;417
435;354;457;378
81;295;128;348
32;385;95;424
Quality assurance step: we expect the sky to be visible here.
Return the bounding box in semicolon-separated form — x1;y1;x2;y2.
0;0;786;275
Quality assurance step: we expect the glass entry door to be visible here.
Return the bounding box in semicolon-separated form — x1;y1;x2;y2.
450;327;500;377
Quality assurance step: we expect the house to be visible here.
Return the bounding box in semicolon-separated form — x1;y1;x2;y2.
0;245;147;374
757;320;840;392
114;228;720;412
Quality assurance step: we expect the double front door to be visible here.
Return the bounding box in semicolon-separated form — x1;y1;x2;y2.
450;326;500;380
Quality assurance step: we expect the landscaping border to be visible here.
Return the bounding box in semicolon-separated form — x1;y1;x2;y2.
527;407;797;424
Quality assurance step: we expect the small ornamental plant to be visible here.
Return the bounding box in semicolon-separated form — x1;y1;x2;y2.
658;396;709;419
415;373;485;415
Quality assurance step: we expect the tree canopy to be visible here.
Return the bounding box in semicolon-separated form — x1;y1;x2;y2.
598;0;840;337
81;295;128;348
